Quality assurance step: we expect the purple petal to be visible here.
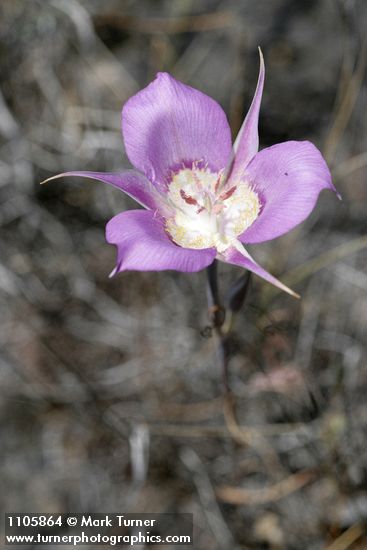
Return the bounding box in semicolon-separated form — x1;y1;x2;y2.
223;246;299;298
228;48;265;180
41;170;164;211
121;72;232;185
106;210;216;274
239;141;338;244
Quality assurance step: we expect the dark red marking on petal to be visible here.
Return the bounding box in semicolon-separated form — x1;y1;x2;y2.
180;189;199;205
219;185;237;201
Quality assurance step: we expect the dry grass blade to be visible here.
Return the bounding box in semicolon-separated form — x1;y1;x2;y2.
325;523;365;550
263;235;367;301
94;11;235;34
223;395;284;475
147;421;309;439
216;470;316;505
180;448;239;550
334;151;367;179
323;36;367;164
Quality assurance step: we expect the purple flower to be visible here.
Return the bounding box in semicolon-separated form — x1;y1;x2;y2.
43;50;338;298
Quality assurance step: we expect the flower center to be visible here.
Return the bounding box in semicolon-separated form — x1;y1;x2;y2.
165;166;260;252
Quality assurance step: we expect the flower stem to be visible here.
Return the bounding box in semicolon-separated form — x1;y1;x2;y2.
206;260;230;394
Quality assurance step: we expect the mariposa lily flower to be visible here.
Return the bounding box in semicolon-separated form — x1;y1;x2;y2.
43;50;338;298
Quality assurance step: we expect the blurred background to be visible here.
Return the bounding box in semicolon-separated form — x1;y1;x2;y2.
1;0;367;548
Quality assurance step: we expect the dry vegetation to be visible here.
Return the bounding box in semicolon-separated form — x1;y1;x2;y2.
1;0;367;548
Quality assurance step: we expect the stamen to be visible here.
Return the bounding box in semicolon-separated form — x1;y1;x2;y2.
214;175;222;193
219;185;237;201
193;171;203;190
180;189;199;205
166;166;260;251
